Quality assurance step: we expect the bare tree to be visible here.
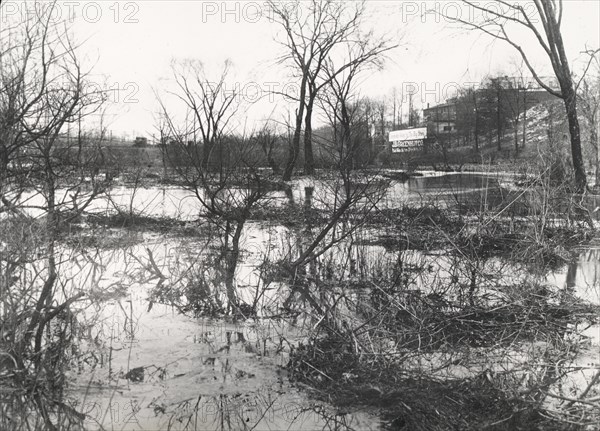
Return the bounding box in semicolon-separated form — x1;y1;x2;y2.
502;79;525;155
391;87;403;129
440;0;598;192
319;38;388;171
157;63;274;313
407;91;418;128
577;51;600;184
165;60;239;171
268;0;396;179
511;59;535;151
253;122;282;175
0;2;107;428
479;76;513;152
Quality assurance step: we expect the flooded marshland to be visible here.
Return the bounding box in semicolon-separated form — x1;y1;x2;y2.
3;0;599;428
3;172;600;430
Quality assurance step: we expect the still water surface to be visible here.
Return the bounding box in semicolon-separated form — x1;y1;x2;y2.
62;173;599;430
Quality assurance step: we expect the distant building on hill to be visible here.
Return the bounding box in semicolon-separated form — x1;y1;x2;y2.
423;101;457;134
422;83;558;150
385;80;559;159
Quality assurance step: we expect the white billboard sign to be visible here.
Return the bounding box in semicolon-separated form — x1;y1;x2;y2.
391;140;424;153
389;128;427;142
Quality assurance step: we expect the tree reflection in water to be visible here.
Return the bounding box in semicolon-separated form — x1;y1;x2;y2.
155;390;378;431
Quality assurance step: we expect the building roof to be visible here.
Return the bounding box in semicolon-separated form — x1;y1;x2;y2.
423;102;456;114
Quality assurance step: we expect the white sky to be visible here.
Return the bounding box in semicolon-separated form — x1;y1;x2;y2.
2;0;598;139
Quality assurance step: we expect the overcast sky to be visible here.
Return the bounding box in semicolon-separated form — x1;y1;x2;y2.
3;0;598;139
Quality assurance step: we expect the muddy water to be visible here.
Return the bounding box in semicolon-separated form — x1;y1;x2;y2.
547;246;600;389
52;171;509;217
63;173;600;430
64;235;380;430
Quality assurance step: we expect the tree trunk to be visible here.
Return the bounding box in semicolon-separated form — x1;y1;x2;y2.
268;154;280;175
522;98;527;150
341;121;352;172
497;90;502;151
304;96;315;175
565;260;578;288
380;110;385;150
202;140;212;171
282;113;303;181
283;76;308;181
514;122;519;155
23;170;58;359
260;140;280;175
224;221;244;310
473;96;480;152
594;125;600;186
304;186;314;210
563;88;587;192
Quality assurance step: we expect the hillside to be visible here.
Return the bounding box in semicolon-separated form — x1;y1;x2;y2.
397;99;597;184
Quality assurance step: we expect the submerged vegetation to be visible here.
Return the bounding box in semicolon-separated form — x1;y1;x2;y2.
287;259;600;430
